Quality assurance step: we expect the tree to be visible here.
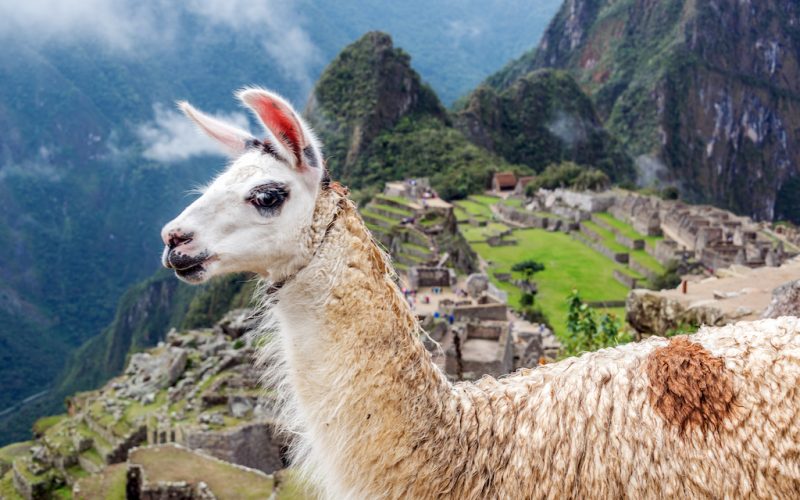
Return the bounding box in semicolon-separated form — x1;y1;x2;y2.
511;259;545;281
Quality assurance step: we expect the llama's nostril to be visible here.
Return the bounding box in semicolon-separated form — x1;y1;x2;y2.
168;231;193;250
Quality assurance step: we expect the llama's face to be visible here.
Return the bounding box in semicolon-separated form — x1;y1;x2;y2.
161;88;324;284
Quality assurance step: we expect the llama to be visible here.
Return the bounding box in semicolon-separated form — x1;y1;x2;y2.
161;87;800;499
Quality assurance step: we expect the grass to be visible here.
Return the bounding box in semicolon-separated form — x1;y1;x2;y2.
129;445;274;499
73;463;126;500
631;249;665;274
581;220;629;253
0;441;33;467
0;471;23;500
460;222;511;242
370;203;412;218
499;197;524;208
470;194;501;205
374;194;414;208
454;199;494;219
360;209;397;226
471;228;631;337
595;212;663;248
32;415;66;436
453;206;471;222
276;469;315;500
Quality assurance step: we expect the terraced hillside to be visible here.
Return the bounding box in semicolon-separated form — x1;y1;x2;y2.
0;312;311;499
455;195;673;336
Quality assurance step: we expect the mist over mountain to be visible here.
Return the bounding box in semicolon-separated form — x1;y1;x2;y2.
0;0;562;443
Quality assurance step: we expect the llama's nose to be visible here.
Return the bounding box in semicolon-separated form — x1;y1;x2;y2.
164;229;193;249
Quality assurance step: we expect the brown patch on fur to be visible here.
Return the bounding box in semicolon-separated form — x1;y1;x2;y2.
646;336;736;435
328;181;349;197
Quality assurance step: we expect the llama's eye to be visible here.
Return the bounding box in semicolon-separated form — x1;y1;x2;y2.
253;191;278;208
249;183;289;215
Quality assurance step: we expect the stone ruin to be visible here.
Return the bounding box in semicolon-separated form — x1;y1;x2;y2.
423;289;560;380
407;266;456;290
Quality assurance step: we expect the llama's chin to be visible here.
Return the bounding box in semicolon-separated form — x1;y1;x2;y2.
174;260;214;284
174;264;207;284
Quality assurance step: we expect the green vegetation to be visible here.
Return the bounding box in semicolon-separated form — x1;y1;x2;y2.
130;445;274;499
460;222;510;243
458;70;635;182
563;291;632;357
32;415;66;436
525;162;611;194
471;228;631;336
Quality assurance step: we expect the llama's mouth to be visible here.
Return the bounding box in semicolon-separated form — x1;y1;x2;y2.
175;261;206;282
164;249;215;284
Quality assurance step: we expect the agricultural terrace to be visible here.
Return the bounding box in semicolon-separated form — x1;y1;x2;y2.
455;196;639;336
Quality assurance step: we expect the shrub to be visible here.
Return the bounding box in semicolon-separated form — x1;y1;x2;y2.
563;290;631;357
525;161;610;194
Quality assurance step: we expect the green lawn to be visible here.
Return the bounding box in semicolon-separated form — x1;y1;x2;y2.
460;222;510;242
594;212;663;248
499;197;524;208
581;220;629;253
470;194;502;205
471;229;631;337
370;203;412;218
375;194;415;208
454;199;494;219
631;249;665;274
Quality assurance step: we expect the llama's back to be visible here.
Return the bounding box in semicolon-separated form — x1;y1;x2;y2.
459;317;800;499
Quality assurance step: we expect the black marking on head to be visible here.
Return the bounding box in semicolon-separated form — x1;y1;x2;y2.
249;139;287;163
321;167;331;190
247;182;290;216
303;145;319;169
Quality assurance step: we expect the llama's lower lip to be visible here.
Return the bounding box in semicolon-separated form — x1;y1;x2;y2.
175;262;205;281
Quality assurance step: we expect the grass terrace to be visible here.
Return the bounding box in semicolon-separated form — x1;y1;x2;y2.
460;222;511;243
594;212;663;248
581;220;629;254
454;199;494;219
129;445;274;499
471;228;630;336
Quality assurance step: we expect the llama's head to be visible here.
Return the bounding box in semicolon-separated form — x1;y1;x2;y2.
161;88;326;284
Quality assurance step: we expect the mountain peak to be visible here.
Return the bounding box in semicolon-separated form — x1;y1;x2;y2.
305;31;444;180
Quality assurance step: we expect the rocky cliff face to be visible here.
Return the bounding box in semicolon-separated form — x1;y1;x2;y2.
488;0;800;222
456;69;634;182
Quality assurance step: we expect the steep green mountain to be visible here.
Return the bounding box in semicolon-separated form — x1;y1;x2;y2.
485;0;800;221
455;69;634;181
305;32;525;200
0;2;561;442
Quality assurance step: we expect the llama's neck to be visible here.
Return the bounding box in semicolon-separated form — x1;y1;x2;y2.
265;191;455;497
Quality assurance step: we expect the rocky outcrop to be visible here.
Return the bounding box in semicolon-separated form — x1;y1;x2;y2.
763;280;800;319
625;290;729;336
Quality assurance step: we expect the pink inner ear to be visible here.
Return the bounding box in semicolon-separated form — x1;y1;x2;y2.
248;96;304;161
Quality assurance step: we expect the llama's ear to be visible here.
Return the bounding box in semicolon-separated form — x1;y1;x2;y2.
237;88;314;169
177;101;255;156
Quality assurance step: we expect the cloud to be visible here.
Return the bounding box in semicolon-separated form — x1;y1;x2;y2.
0;0;175;51
184;0;321;90
546;111;589;147
635;154;668;187
0;0;319;88
446;19;484;45
136;104;251;163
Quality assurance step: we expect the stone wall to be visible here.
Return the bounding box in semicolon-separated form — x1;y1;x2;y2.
613;269;638;289
182;422;286;475
444;303;508;322
408;267;455;289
